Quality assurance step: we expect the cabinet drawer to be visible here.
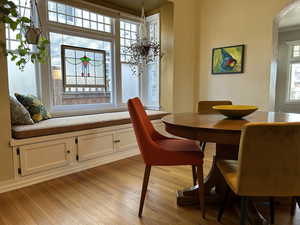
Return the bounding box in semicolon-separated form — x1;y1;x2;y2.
77;132;114;162
19;138;73;176
115;128;138;152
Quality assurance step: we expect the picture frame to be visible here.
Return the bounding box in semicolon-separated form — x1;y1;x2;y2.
211;44;245;74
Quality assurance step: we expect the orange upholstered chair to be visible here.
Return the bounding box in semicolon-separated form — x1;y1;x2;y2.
128;98;205;218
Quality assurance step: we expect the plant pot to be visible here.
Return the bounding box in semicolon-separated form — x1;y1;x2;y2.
25;26;41;45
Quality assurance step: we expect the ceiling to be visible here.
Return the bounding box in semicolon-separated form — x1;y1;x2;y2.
84;0;169;15
279;5;300;29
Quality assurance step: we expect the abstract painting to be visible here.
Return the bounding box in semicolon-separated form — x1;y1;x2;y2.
212;45;245;74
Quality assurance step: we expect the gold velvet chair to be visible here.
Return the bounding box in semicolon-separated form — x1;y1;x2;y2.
192;100;233;185
217;122;300;225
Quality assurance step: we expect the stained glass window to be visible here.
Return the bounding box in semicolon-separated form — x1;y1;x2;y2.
61;45;107;92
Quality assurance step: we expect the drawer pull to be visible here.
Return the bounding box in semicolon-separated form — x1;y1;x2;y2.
114;140;120;143
66;150;71;154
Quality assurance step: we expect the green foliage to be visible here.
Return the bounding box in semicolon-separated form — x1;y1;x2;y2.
0;0;49;70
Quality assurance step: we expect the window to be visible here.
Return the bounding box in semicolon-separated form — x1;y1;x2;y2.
6;0;160;115
48;1;112;33
6;0;38;97
144;14;160;109
288;43;300;101
120;20;140;103
49;32;113;106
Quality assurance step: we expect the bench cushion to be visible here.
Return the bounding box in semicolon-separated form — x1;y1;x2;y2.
12;110;168;139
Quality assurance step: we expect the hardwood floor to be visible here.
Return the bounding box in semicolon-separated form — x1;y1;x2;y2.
0;144;299;225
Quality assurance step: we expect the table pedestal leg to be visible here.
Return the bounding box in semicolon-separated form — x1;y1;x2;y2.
177;144;238;206
176;144;270;225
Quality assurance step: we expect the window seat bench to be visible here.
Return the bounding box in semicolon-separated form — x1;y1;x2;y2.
4;110;169;193
12;110;168;139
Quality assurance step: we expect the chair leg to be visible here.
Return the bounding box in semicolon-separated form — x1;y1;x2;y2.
196;165;205;219
291;197;296;217
200;142;206;153
138;165;151;217
192;166;197;186
296;197;300;208
269;197;275;224
218;186;230;222
240;197;248;225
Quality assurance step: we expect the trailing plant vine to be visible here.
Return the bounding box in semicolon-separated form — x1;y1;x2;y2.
0;0;49;70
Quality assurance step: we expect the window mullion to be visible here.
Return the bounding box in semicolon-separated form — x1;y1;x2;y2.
38;0;53;110
114;18;122;106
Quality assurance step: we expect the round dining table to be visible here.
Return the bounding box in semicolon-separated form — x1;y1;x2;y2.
162;111;300;225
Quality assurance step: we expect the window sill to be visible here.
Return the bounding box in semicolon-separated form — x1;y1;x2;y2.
50;104;128;118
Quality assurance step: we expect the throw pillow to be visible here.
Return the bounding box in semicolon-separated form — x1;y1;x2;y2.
15;93;52;123
10;96;34;125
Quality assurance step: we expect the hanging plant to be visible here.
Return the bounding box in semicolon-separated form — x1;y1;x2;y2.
0;0;49;70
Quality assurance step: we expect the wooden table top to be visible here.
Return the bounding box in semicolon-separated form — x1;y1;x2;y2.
162;111;300;132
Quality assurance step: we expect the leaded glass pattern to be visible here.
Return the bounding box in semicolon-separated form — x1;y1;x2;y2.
61;45;107;92
48;1;112;33
120;20;138;62
5;0;32;51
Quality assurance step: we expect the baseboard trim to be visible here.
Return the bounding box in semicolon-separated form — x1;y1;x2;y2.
0;149;139;193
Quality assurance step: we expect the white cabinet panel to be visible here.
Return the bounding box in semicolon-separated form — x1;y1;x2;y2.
19;138;74;176
77;132;114;162
115;128;138;152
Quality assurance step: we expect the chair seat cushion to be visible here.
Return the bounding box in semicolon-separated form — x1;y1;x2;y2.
12;110;168;139
155;139;201;152
217;160;239;194
151;139;204;166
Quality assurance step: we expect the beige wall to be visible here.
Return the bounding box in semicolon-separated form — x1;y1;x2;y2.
0;24;14;181
197;0;291;111
160;0;199;113
172;0;199;113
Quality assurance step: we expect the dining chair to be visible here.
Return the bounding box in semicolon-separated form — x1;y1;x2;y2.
217;122;300;225
128;97;205;218
191;100;233;185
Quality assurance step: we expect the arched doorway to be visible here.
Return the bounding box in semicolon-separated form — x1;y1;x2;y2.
272;0;300;113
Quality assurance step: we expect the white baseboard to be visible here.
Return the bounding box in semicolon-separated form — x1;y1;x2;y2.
0;149;139;193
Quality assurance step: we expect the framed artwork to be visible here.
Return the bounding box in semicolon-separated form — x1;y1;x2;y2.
61;45;107;92
212;44;245;74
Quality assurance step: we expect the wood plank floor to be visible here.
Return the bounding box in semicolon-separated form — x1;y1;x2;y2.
0;144;299;225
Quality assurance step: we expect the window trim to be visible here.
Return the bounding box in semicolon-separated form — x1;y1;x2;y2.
36;0;159;117
285;41;300;103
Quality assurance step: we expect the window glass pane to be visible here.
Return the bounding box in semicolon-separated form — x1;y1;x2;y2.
120;20;139;102
48;1;57;11
293;45;300;58
142;14;160;108
6;0;38;98
49;32;112;106
121;64;139;103
7;58;38;97
290;63;300;100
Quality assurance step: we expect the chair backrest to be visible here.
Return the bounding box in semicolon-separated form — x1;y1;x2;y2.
198;100;232;114
236;122;300;197
127;98;161;164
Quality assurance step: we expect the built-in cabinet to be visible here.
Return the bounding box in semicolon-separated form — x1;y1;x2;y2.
77;132;115;162
18;138;75;176
13;120;166;181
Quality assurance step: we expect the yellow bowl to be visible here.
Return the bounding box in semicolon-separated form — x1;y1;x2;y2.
212;105;258;119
